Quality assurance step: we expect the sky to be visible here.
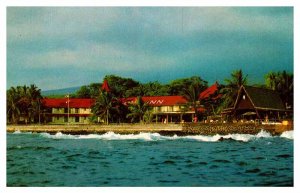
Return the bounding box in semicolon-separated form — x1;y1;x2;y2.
7;7;293;91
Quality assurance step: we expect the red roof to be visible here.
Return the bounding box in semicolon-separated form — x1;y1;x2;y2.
199;82;220;100
42;98;95;108
101;79;110;92
122;96;188;106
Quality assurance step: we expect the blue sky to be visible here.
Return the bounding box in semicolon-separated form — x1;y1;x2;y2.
7;7;293;90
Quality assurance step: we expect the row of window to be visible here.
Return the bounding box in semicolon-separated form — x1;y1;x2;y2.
56;116;87;122
53;108;88;113
154;106;185;112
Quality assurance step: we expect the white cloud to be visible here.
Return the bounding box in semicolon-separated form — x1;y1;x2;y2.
7;7;121;43
22;42;177;73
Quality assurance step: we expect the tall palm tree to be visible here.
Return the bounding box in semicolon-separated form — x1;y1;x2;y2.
221;69;248;108
265;71;293;108
7;87;21;124
265;72;277;90
127;96;149;123
92;91;115;125
7;84;43;124
182;82;205;117
27;84;43;123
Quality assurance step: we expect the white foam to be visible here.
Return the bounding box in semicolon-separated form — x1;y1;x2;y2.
280;130;294;140
183;134;222;142
38;130;293;142
12;130;32;134
13;130;21;134
182;130;272;142
78;132;153;141
40;132;76;139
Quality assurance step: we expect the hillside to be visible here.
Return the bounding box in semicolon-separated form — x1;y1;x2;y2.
41;86;81;97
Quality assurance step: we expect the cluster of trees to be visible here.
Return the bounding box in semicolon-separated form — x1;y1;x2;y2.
76;75;208;99
90;75;209;124
6;70;293;124
7;85;42;124
265;71;293;108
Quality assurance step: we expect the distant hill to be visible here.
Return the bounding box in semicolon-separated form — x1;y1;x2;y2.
41;86;81;97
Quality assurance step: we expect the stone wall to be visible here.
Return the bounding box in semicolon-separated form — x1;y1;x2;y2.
182;123;293;135
6;122;292;135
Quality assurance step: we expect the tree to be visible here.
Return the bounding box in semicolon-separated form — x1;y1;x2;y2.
202;84;224;116
91;91;115;125
76;83;101;98
127;96;150;123
221;69;248;109
182;81;206;118
104;75;140;98
76;85;91;98
27;84;42;123
141;81;170;96
265;72;277;90
265;70;293;108
169;76;207;96
7;84;42;124
7;87;21;124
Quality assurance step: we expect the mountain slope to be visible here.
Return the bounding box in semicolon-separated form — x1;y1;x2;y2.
41;86;81;96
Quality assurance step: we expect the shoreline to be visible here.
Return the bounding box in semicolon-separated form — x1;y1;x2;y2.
6;123;293;136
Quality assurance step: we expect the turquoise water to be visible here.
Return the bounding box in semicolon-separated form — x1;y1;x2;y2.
7;130;293;187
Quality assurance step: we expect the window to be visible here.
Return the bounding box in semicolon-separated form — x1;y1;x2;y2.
75;108;79;113
56;116;59;120
64;116;68;122
75;117;79;122
64;108;68;113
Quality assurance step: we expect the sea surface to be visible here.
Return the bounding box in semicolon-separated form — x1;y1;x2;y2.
7;130;293;187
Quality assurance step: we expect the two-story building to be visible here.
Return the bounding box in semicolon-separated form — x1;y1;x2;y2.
122;96;205;123
42;98;94;124
41;82;220;124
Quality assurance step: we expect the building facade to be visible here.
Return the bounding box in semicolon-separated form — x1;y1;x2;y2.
221;85;291;123
41;82;222;124
42;98;94;124
123;96;202;123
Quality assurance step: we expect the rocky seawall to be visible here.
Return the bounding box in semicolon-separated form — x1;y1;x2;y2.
6;122;293;136
181;123;293;135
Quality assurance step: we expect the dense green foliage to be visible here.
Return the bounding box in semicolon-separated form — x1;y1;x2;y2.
76;83;101;98
220;69;248;109
126;96;150;123
265;70;293;108
7;71;293;124
181;78;207;118
7;85;43;124
91;90;116;125
75;75;208;99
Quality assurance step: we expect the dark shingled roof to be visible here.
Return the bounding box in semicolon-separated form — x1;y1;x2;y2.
239;86;286;110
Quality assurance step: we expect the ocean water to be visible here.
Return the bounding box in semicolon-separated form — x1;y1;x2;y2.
7;130;293;187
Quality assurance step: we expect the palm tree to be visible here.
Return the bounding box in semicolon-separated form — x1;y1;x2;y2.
92;91;114;125
265;72;277;90
7;87;21;124
182;82;205;118
265;70;293;108
221;69;248;108
27;84;43;123
7;84;43;124
127;96;150;123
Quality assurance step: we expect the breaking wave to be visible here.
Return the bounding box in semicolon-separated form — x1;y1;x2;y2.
35;130;292;142
13;130;32;134
280;130;293;140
